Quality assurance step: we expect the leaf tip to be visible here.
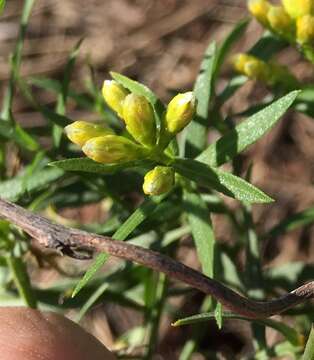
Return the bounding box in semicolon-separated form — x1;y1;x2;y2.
171;320;180;327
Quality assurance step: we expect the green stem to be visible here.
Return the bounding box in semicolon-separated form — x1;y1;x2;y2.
144;273;168;360
149;149;174;166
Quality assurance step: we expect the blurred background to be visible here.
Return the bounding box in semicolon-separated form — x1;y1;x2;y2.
1;0;314;359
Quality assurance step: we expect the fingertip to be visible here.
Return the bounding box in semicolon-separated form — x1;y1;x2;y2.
0;307;116;360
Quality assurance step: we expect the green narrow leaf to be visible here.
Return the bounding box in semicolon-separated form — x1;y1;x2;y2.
50;158;152;175
185;42;218;157
75;282;109;322
197;91;300;167
0;166;64;201
0;0;6;14
28;76;94;110
72;196;166;297
17;77;73;129
0;120;39;151
173;313;300;346
13;123;39;151
265;206;314;239
53;39;83;147
110;72;165;117
174;158;273;204
213;19;250;84
6;255;37;308
71;253;109;298
214;302;223;329
302;326;314;360
184;191;215;277
1;0;35;122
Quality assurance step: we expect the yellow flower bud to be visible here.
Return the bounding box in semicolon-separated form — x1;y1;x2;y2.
122;94;156;147
102;80;129;118
244;59;270;82
164;92;196;135
64;121;114;147
297;14;314;44
232;53;253;73
267;6;293;34
248;0;271;26
142;166;175;196
233;53;270;82
82;135;146;164
282;0;314;19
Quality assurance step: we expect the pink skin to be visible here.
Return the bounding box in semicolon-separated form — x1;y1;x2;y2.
0;307;116;360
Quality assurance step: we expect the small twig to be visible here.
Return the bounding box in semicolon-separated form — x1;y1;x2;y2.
0;198;313;319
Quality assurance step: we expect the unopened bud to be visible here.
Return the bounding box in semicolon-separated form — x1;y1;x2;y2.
65;121;114;147
248;0;271;26
143;166;175;196
82;135;146;164
297;14;314;44
232;53;252;73
282;0;314;19
233;53;270;82
267;6;293;35
244;59;270;82
164;92;196;136
123;94;156;147
102;80;129;118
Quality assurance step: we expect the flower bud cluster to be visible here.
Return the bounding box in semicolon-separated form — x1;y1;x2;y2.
248;0;314;47
65;76;196;196
232;53;298;89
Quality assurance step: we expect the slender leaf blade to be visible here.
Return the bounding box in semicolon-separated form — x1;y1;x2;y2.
0;167;64;201
302;326;314;360
0;0;5;14
184;191;215;277
75;282;109;322
174;158;273;203
50;158;153;175
110;71;165;116
6;255;37;308
185;42;217;157
213;19;250;84
265;206;314;239
53;39;83;147
72;196;166;297
197;91;300;167
173;312;300;346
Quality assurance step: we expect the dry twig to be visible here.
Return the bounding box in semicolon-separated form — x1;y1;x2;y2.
0;197;313;319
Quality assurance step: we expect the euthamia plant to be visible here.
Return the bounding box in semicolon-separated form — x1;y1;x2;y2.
65;78;195;196
248;0;314;62
63;72;278;203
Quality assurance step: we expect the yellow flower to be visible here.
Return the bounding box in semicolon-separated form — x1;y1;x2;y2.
243;59;270;82
143;166;175;195
64;121;114;147
123;94;156;147
248;0;271;26
82;135;147;164
297;14;314;44
267;6;293;35
282;0;314;19
233;53;270;82
164;92;196;136
232;53;253;73
102;80;129;118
